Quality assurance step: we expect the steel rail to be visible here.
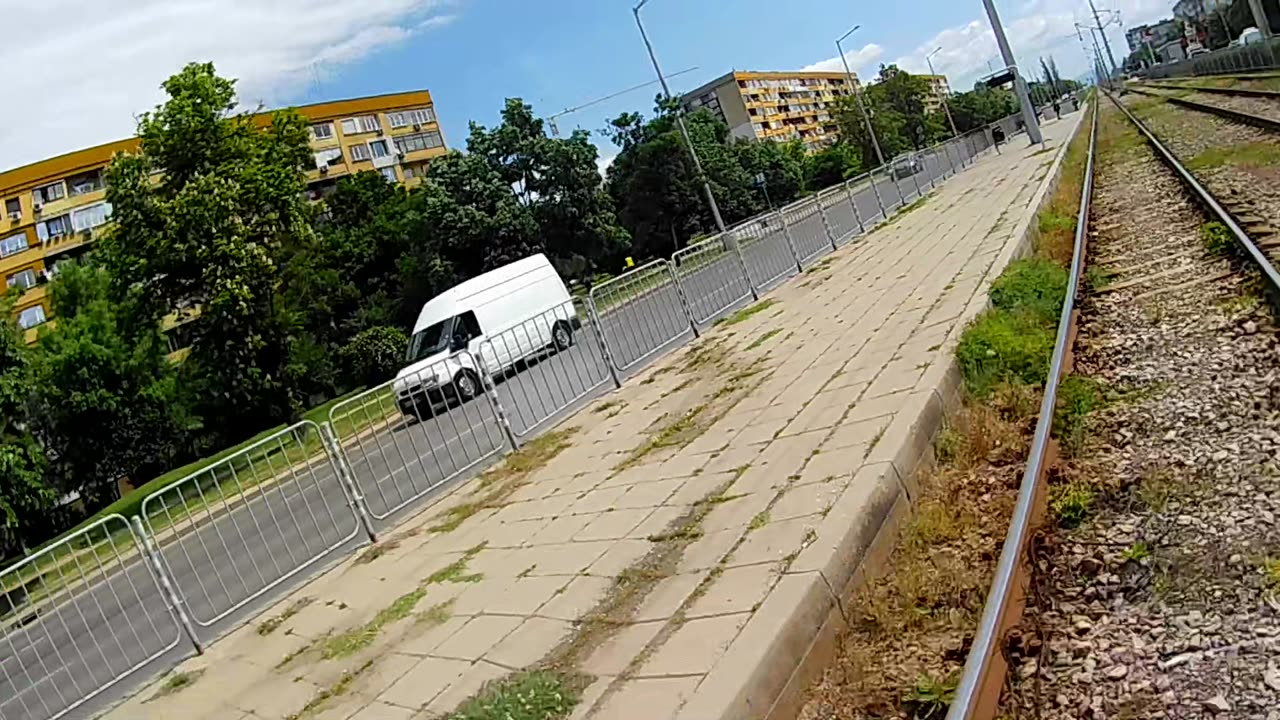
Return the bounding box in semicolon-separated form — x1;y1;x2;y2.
1110;91;1280;294
1142;82;1280;100
946;98;1098;720
1127;86;1280;133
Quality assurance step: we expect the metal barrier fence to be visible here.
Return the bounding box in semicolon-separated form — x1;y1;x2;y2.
476;299;615;439
140;422;360;626
734;214;799;289
327;353;510;520
1143;38;1280;80
0;516;181;720
671;236;754;325
782;200;833;264
589;259;695;372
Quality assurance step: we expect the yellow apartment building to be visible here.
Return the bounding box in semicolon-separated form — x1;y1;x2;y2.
919;74;952;113
681;70;860;152
0;89;447;343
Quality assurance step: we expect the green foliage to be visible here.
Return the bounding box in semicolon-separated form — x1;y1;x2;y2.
988;257;1068;324
447;670;581;720
1053;376;1106;456
339;327;408;388
1200;221;1233;255
1123;541;1151;562
902;671;958;719
955;310;1055;398
0;302;53;550
1050;480;1093;528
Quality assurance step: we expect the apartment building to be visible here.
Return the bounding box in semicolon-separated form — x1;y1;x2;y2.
682;70;859;151
0;89;447;343
919;74;952;113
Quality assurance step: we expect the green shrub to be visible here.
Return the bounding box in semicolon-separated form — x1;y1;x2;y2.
340;326;409;388
1053;376;1106;456
1200;221;1233;255
988;257;1068;324
955;310;1055;398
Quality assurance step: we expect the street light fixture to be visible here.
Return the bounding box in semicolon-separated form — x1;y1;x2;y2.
633;0;727;236
836;24;886;168
925;47;959;138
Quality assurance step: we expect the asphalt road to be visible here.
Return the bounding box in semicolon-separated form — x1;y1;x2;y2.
0;128;1004;720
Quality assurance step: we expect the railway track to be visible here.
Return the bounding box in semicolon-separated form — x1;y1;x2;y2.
945;93;1280;719
1128;85;1280;134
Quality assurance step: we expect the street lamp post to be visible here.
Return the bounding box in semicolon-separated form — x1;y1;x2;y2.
981;0;1043;145
837;24;886;168
633;0;727;237
926;47;959;138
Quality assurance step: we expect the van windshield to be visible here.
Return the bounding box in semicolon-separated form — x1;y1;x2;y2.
406;318;454;363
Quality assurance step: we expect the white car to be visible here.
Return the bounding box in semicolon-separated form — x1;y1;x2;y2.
1240;27;1264;46
393;253;578;418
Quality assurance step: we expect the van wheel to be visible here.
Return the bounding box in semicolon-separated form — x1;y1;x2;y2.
552;320;574;351
453;370;482;402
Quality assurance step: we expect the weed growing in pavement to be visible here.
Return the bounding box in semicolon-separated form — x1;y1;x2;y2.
748;511;770;531
1050;480;1094;529
286;660;373;720
747;328;784;350
446;670;586;720
955;311;1055;398
805;257;836;275
989;258;1068;324
426;543;487;585
416;599;455;627
902;671;958;719
1200;221;1233;255
615;404;708;471
889;196;929;223
592;399;625;415
1053;376;1107;457
1187;141;1280;172
149;669;204;701
718;299;777;326
258;597;313;636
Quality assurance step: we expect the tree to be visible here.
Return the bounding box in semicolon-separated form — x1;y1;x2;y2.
805;142;864;189
0;299;52;552
98;62;316;448
32;263;193;507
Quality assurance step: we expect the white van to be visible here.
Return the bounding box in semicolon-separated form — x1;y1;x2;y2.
392;254;579;418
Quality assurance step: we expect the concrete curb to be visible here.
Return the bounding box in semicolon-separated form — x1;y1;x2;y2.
682;111;1091;720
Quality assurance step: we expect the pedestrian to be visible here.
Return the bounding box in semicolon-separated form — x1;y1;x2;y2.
1052;99;1061;118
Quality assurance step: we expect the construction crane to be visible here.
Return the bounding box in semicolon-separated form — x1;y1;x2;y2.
547;66;700;137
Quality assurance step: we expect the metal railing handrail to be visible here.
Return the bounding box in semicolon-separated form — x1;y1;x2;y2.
947;98;1098;719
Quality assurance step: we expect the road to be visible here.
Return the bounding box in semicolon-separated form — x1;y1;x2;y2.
0;120;1036;720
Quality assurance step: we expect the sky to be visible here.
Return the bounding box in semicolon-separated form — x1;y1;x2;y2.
1;0;1176;175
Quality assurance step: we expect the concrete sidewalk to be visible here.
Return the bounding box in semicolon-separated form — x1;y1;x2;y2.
101;113;1080;720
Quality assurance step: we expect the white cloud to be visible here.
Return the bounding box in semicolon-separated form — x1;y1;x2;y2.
0;0;460;172
596;152;618;178
803;43;885;76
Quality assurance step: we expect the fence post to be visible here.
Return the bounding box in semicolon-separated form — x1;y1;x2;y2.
668;264;701;339
132;516;203;655
583;297;623;389
844;177;866;236
816;192;838;250
474;353;520;452
867;171;887;220
320;421;377;543
726;231;760;302
778;209;803;273
943;140;958;176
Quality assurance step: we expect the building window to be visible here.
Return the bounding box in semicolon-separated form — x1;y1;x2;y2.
341;115;381;134
66;170;104;197
310;122;334;140
17;305;46;330
6;269;36;290
71;202;112;232
379;167;398;182
32;181;65;205
403;165;416;179
387;107;436;128
369;140;390;158
4;198;18;219
313;147;343;169
36;214;73;241
1;232;28;257
393;130;444;154
349;144;372;162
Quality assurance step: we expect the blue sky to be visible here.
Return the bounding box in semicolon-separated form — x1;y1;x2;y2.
4;0;1164;172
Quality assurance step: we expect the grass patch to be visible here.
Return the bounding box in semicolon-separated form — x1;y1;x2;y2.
615;404;710;471
988;257;1068;324
445;670;584;720
1084;265;1115;292
258;597;313;636
1122;542;1151;562
746;328;783;350
287;660;373;720
890;196;929;223
1053;376;1106;457
1187;141;1280;172
955;310;1055;398
592;399;625;415
804;257;836;275
902;671;958;719
1200;221;1233;255
149;669;204;701
748;511;770;531
1049;480;1094;529
426;543;487;585
717;299;777;326
417;599;455;627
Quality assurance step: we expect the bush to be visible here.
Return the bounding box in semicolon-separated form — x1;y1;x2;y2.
988;257;1068;324
1053;375;1106;456
955;310;1055;398
340;326;409;388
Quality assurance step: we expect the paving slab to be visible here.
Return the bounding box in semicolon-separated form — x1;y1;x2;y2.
99;114;1080;720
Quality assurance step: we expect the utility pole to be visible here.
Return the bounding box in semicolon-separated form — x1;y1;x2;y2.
926;47;959;137
837;24;886;167
982;0;1043;144
1088;0;1119;75
633;1;727;237
1247;0;1272;38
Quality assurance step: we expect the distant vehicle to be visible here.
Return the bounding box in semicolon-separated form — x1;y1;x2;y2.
1240;27;1264;46
1187;42;1209;57
889;153;923;179
393;253;577;418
